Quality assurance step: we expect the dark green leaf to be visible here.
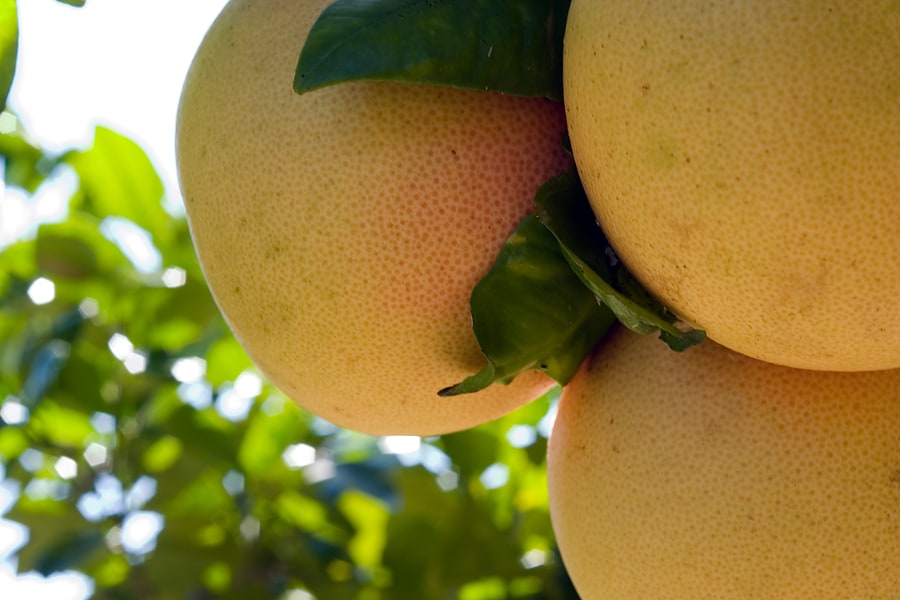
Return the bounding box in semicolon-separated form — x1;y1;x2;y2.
32;529;106;575
537;169;706;351
21;339;71;407
0;123;54;192
440;215;616;396
56;0;85;6
0;0;16;111
295;0;570;100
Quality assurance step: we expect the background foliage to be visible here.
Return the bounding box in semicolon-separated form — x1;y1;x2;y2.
0;1;579;598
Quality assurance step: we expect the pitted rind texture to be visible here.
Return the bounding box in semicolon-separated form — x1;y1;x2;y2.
176;0;570;435
548;327;900;599
564;0;900;370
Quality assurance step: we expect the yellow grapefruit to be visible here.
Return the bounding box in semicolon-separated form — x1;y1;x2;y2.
176;0;571;435
563;0;900;370
548;327;900;599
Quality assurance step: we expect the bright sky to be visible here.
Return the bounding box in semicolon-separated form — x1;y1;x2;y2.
1;0;228;597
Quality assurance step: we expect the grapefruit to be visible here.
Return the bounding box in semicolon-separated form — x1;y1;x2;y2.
548;327;900;599
176;0;570;435
563;0;900;370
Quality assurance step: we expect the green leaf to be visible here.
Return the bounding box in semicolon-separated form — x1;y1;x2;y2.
0;0;16;111
295;0;570;100
0;121;54;192
440;215;616;396
536;170;706;351
64;126;170;249
32;529;106;575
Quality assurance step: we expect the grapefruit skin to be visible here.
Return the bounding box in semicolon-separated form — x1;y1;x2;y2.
563;0;900;371
548;327;900;599
176;0;570;435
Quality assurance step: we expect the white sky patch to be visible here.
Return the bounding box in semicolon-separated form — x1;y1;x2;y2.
536;400;559;438
27;277;55;305
90;412;116;435
0;397;29;425
506;424;537;448
125;476;157;512
161;266;187;288
178;380;213;410
215;387;253;422
171;356;206;384
54;457;78;480
479;462;510;490
18;449;44;473
83;443;109;469
78;298;100;319
107;333;134;361
100;217;161;274
234;371;263;399
378;436;421;455
521;548;548;569
282;444;317;470
122;351;148;375
10;0;230;206
121;511;164;556
222;470;244;496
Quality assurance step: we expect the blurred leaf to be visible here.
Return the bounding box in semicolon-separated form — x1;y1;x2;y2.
0;425;29;461
63;126;170;248
55;0;85;6
20;339;71;408
338;490;389;571
276;490;345;543
0;0;17;111
440;215;616;396
440;429;499;479
321;459;399;508
32;529;106;575
8;498;91;574
156;405;240;467
163;470;232;517
238;406;306;475
36;233;97;280
27;398;94;448
0;123;53;192
296;0;570;100
91;553;130;588
537;169;706;351
204;335;253;387
142;435;183;473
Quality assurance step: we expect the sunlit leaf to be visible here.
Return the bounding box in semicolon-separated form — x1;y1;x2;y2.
0;425;28;461
0;0;17;111
64;126;170;249
276;490;344;543
26;399;94;448
238;407;306;475
142;435;183;473
338;490;389;571
296;0;570;100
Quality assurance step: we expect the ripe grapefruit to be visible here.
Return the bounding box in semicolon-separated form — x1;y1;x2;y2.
548;327;900;599
563;0;900;370
176;0;570;435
